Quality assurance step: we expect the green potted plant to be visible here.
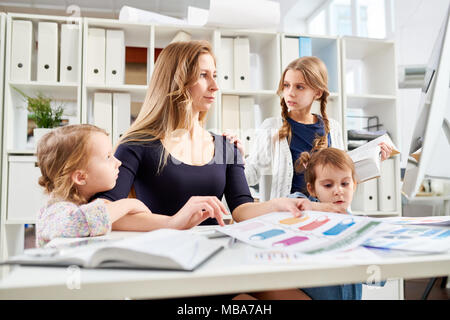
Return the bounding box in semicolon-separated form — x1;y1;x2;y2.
13;87;64;144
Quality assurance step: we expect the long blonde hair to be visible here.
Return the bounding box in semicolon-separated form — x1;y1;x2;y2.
118;40;216;170
36;124;108;205
277;56;330;150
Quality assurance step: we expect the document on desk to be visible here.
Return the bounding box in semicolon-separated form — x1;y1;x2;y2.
3;229;224;271
378;215;450;227
362;223;450;253
218;211;384;254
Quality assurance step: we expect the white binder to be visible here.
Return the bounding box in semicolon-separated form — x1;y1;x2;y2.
93;92;112;138
60;24;79;83
106;29;125;85
37;22;58;82
233;37;250;90
239;97;255;156
112;93;131;144
351;178;378;212
220;37;234;90
378;158;397;212
282;37;299;70
10;20;32;81
86;28;106;84
222;95;240;136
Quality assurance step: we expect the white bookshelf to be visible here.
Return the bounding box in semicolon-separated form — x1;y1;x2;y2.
341;36;401;217
0;13;6;269
0;13;83;263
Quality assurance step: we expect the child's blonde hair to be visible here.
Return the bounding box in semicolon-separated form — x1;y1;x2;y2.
36;124;108;205
277;56;330;150
295;148;356;194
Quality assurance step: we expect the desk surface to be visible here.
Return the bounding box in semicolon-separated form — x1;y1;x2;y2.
1;230;450;300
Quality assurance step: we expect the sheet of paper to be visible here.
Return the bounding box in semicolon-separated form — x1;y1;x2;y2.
205;0;280;29
245;246;384;265
379;216;450;227
119;6;187;26
363;224;450;253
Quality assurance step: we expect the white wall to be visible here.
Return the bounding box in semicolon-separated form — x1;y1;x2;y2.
395;0;449;167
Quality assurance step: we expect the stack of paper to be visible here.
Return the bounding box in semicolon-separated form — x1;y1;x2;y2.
348;134;399;183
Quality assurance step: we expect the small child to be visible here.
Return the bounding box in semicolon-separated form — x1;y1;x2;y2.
35;124;221;248
289;147;362;300
35;124;153;247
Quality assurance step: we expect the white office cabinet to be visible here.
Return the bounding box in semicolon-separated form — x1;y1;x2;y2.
352;179;379;212
239;97;255;157
93;92;113;137
86;28;106;84
341;37;401;217
10;20;32;81
378;158;397;212
7;156;47;222
219;37;234;90
362;279;404;300
105;29;125;85
233;37;251;90
282;36;299;70
37;22;58;82
222;95;240;136
60;24;79;83
112;93;131;144
2;13;84;262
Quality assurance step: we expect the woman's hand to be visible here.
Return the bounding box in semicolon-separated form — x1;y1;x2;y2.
223;131;245;160
168;196;230;229
379;142;393;161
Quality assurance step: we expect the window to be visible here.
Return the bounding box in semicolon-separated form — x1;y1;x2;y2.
357;0;386;38
307;0;390;38
308;9;327;35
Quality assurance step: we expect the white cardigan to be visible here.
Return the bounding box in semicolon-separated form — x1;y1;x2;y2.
244;117;345;201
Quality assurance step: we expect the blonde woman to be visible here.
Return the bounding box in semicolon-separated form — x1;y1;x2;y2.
97;41;312;227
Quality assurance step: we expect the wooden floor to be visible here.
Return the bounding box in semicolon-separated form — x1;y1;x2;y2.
24;226;449;300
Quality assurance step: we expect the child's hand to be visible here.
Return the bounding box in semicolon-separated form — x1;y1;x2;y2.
379;142;393;161
222;132;245;161
269;198;307;217
169;196;230;229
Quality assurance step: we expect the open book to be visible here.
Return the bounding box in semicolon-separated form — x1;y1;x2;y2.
348;134;399;183
3;229;224;271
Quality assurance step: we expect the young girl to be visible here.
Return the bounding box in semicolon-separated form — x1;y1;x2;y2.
290;147;362;300
35;124;225;247
227;56;392;201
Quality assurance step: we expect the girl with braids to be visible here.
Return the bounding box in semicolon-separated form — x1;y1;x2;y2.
35;124;224;247
226;56;392;200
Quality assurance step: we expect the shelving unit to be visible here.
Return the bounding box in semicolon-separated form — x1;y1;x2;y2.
0;13;6;269
341;36;401;217
0;13;83;262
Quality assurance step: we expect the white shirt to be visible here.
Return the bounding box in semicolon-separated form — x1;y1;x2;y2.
244;116;345;201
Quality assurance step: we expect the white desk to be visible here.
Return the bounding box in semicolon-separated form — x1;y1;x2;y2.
0;230;450;300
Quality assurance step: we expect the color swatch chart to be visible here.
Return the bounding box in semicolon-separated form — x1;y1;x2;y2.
218;211;383;254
